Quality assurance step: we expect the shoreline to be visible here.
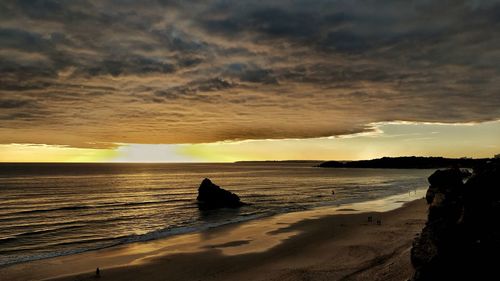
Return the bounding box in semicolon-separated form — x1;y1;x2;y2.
0;186;427;268
0;190;427;281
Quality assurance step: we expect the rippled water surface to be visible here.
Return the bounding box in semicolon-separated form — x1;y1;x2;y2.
0;162;432;266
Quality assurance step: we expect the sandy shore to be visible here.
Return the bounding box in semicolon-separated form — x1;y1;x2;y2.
1;193;427;281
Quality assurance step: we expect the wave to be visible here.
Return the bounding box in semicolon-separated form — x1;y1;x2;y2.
4;224;86;241
0;211;267;267
0;236;17;244
0;205;92;216
0;198;194;219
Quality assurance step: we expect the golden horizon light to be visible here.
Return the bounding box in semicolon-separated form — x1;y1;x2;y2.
1;120;499;163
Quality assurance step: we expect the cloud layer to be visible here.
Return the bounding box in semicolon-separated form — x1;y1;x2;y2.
1;0;499;148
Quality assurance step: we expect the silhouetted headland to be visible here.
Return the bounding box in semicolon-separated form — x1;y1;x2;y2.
318;156;493;169
196;178;245;210
411;159;500;280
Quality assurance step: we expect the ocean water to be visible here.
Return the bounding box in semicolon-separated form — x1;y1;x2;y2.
0;162;432;266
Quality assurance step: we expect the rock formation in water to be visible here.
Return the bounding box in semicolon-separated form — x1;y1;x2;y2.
196;178;244;209
411;160;500;280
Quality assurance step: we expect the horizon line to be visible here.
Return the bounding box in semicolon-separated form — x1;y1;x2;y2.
0;156;494;164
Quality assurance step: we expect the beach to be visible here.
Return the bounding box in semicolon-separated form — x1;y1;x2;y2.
1;193;427;281
0;163;430;268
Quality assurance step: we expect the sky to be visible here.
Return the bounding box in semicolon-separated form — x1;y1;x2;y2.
1;0;499;162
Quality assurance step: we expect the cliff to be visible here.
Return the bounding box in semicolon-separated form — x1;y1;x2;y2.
410;160;500;280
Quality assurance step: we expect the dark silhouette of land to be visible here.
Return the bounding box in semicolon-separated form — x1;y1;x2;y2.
318;156;493;169
411;160;500;280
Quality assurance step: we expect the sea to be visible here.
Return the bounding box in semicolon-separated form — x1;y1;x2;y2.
0;162;433;266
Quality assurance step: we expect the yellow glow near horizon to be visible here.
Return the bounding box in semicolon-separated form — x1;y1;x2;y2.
1;120;499;162
0;144;118;162
179;120;500;161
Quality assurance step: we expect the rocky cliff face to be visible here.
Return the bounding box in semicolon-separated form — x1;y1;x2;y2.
411;161;500;280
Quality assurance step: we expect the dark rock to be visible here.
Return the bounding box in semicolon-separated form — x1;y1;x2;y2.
411;161;500;280
196;178;245;209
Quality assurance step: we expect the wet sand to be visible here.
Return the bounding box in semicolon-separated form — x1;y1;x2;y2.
1;193;427;281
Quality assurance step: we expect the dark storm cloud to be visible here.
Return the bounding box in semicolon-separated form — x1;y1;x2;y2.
153;77;234;101
0;0;499;147
0;28;52;53
223;63;277;84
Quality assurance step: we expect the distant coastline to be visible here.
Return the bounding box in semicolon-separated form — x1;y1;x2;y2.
318;156;497;169
234;160;323;164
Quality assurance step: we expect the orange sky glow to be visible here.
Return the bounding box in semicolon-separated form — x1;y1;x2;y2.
1;121;498;162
